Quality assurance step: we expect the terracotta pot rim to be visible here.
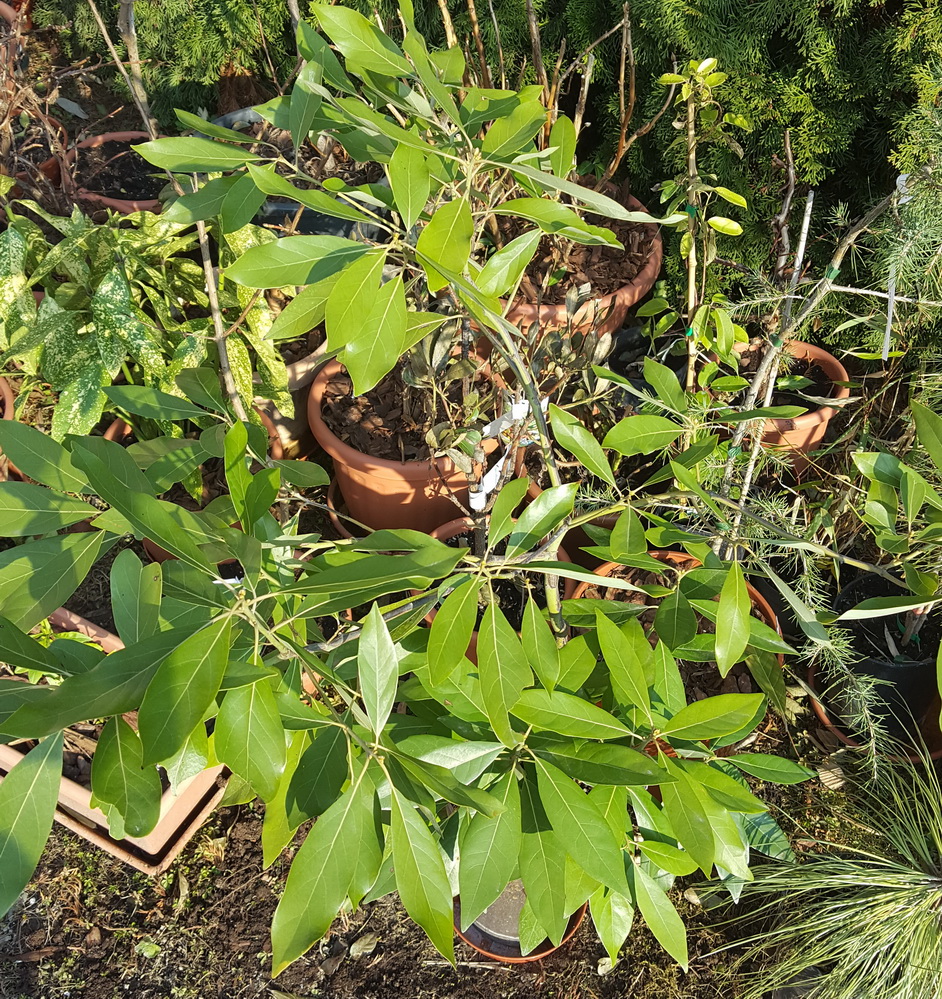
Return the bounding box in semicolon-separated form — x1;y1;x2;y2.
739;340;851;433
572;551;784;655
454;899;586;964
63;131;164;214
309;359;494;481
502;192;664;325
0;2;18;26
0;374;13;420
47;605;125;653
326;479;355;540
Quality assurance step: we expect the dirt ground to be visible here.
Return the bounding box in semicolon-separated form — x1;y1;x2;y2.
0;714;854;999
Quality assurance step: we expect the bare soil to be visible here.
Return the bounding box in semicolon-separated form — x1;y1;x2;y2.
74;140;165;202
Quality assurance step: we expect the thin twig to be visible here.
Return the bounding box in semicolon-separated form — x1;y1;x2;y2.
466;0;492;88
572;53;594;139
557;16;628;89
524;0;549;99
485;0;506;89
436;0;459;50
772;130;796;285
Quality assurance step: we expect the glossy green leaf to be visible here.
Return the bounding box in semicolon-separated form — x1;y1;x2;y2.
629;863;689;969
707;216;742;236
681;760;766;813
134;136;259;171
506;482;578;557
654;588;697;650
225;235;370;288
390;786;455;962
535;741;668;786
0;732;63;918
549;404;616;487
271;770;379;974
0;422;89;493
714;186;747;208
359;604;398;737
215;681;287;801
262;732;307;869
0;616;60;675
642;357;687;414
548;114;576;179
519;773;568;945
512;689;633;740
457;772;521;929
715;562;750;676
110;549;161;646
488;477;529;547
0;482;93;536
286;724;349;828
342;274;412;394
535;758;628;894
726;753;815;784
597;613;650;717
246;163;370;224
481;101;547;158
660;693;766;742
590;886;634;963
603;416;683;456
388;143;430;230
138;620;232;764
477;230;542;298
220;171;267;233
388;751;502;815
428;577;482;685
522;597;561;691
312;3;413;77
912;402;942;474
494;197;618;246
0;531;104;631
659;762;714;876
638;840;698;877
415;197;473;293
271;460;329;489
90;716;162;838
478;604;530;746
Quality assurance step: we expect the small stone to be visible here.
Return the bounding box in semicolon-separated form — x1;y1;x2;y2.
597;956;619;975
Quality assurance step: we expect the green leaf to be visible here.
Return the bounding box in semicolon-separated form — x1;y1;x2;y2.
0;483;93;536
164;176;241;224
912;402;942;474
519;773;568;945
549;404;616;487
536;741;667;786
215;681;287;801
0;616;60;675
590;886;634;963
415;197;473;293
609;508;646;561
481;101;547;158
643;357;687;414
0;732;63;918
0;531;104;631
713;309;735;357
390;751;502;814
603;416;683;457
390;786;455;962
271;770;380;974
477;230;542;298
597;614;651;718
428;577;482;685
312;3;413;77
0;422;89;493
388;143;430;231
637;840;698;876
457;771;520;928
653;588;697;651
489;478;529;547
342;274;412;394
726;753;814;784
659;762;714;876
110;549;161;646
629;863;688;969
478;604;530;747
173;108;250;141
707;216;742;236
245;163;370;224
506;482;578;557
681;760;766;813
548;115;576;179
271;460;329;489
286;724;349;828
512;689;633;740
660;693;766;742
134;136;259;172
221;172;267;233
262;731;308;869
225;235;370;288
359;604;398;737
494;198;618;247
522;598;561;692
715;563;749;677
714;187;747;209
90;717;162;838
535;758;628;893
138;620;232;764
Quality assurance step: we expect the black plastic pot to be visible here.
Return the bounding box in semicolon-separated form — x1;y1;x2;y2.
828;574;937;740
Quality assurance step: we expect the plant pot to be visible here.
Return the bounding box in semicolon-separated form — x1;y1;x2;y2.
62;131;165;214
808;574;942;760
454;882;586;963
0;611;227;875
502;192;663;337
308;360;500;533
736;340;850;474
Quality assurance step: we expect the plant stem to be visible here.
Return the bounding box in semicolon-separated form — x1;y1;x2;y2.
683;85;699;392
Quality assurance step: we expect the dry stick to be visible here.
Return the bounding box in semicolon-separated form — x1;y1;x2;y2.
485;0;507;89
557;16;627;90
87;0;251;424
772;130;796;284
466;0;492;89
572;53;595;139
603;5;633;179
115;0;157;137
436;0;459;50
827;284;942;308
683;84;699;392
524;0;549;99
599;55;678;186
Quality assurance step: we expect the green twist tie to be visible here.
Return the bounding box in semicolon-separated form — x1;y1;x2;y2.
825;265;841;280
685;203;698;217
729;444;742;457
770;334;784;348
685;326;695;337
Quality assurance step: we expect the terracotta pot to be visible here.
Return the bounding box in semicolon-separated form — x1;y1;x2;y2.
426;517;576;663
454;892;587;964
571;550;784;659
807;661;942;763
9;111;67;189
326;479;357;540
62;131;165;214
0;375;15;481
502;192;663;337
735;340;850;474
0;610;228;874
308;360;500;533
